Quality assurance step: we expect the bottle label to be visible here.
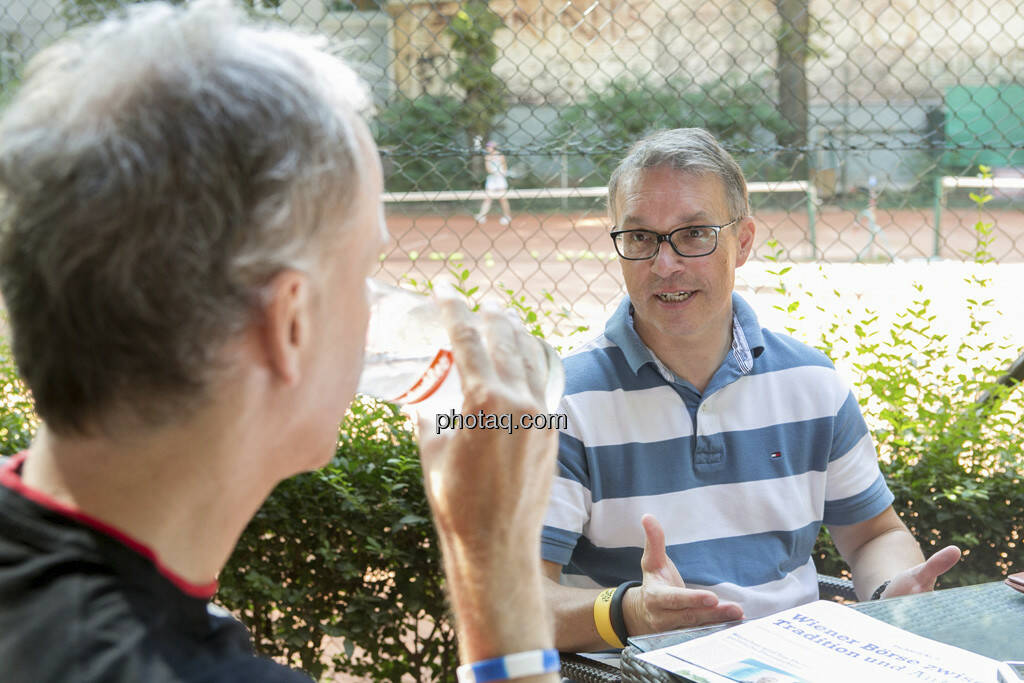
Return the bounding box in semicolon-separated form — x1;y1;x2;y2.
390;349;454;405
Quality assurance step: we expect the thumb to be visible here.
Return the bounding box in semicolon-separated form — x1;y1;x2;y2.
886;545;962;598
640;514;685;587
916;545;962;584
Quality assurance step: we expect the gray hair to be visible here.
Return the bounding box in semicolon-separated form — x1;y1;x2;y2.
0;0;370;434
607;128;750;224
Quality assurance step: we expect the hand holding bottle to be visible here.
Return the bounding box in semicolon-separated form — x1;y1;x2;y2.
416;283;560;667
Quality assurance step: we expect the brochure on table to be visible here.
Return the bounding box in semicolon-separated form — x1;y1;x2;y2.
636;599;999;683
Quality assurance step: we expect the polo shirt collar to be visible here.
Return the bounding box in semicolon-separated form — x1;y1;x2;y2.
604;293;766;376
731;291;766;361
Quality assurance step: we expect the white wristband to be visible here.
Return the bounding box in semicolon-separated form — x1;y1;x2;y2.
456;649;560;683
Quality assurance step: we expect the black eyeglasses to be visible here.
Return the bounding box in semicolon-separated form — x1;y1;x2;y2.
609;218;740;260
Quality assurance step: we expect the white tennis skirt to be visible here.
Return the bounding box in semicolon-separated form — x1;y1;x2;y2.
484;174;508;196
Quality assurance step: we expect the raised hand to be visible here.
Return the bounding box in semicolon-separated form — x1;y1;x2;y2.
879;545;962;599
416;288;559;662
417;293;556;554
622;514;744;636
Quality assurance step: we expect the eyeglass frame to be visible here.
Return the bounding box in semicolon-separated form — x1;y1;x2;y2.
609;217;742;260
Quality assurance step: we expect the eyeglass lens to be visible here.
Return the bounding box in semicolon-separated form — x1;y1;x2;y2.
616;227;717;259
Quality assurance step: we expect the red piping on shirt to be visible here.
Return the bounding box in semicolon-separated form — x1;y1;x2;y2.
0;451;219;599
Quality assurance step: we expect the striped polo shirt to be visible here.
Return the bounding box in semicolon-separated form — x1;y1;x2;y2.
540;293;893;618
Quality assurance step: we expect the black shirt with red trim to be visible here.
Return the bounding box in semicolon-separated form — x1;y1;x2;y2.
0;453;313;683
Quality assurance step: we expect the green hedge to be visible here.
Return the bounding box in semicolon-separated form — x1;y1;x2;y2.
216;397;455;682
0;330;36;456
552;72;792;184
374;95;476;193
777;180;1024;587
808;294;1024;588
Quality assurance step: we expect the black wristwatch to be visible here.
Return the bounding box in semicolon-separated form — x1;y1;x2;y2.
870;579;891;600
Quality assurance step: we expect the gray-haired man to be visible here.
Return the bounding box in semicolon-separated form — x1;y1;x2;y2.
540;128;961;652
0;2;559;681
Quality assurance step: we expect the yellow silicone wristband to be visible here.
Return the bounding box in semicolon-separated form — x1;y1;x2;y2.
593;587;624;648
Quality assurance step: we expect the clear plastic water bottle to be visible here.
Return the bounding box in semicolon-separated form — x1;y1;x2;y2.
357;279;565;416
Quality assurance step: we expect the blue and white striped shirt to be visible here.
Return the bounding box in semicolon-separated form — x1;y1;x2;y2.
540;293;893;618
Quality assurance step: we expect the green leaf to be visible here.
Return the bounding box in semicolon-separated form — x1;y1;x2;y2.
395;513;428;528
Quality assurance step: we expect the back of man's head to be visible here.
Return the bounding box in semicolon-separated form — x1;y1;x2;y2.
608;127;750;224
0;0;368;435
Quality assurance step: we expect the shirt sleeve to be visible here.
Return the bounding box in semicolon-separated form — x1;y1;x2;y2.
822;385;895;526
540;403;593;566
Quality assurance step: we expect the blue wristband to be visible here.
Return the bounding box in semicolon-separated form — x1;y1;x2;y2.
456;649;560;683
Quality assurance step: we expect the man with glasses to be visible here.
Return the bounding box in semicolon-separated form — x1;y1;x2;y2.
540;128;961;652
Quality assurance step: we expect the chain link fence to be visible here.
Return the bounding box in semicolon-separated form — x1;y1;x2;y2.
2;0;1023;331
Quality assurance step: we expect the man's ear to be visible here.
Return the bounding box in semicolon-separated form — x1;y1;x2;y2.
258;270;313;386
735;216;757;267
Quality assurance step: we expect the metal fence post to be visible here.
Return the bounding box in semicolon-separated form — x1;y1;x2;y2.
807;182;818;260
560;150;569;212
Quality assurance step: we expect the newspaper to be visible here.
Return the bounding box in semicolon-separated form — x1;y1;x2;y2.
636;600;999;683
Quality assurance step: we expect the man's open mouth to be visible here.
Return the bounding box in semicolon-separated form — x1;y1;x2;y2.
655;290;694;302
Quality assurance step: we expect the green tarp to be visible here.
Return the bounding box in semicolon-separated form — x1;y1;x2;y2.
945;84;1024;169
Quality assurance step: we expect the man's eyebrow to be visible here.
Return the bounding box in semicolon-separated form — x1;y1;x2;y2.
617;215;646;228
618;210;717;228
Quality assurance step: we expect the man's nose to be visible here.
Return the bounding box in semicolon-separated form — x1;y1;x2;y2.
649;239;687;277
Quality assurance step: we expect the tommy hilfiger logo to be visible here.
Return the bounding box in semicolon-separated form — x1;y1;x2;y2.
769;451;783;459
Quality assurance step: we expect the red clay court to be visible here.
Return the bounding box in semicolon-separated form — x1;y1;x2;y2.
377;206;1024;334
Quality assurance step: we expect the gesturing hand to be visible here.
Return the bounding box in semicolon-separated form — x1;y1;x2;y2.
622;514;744;636
879;545;962;599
